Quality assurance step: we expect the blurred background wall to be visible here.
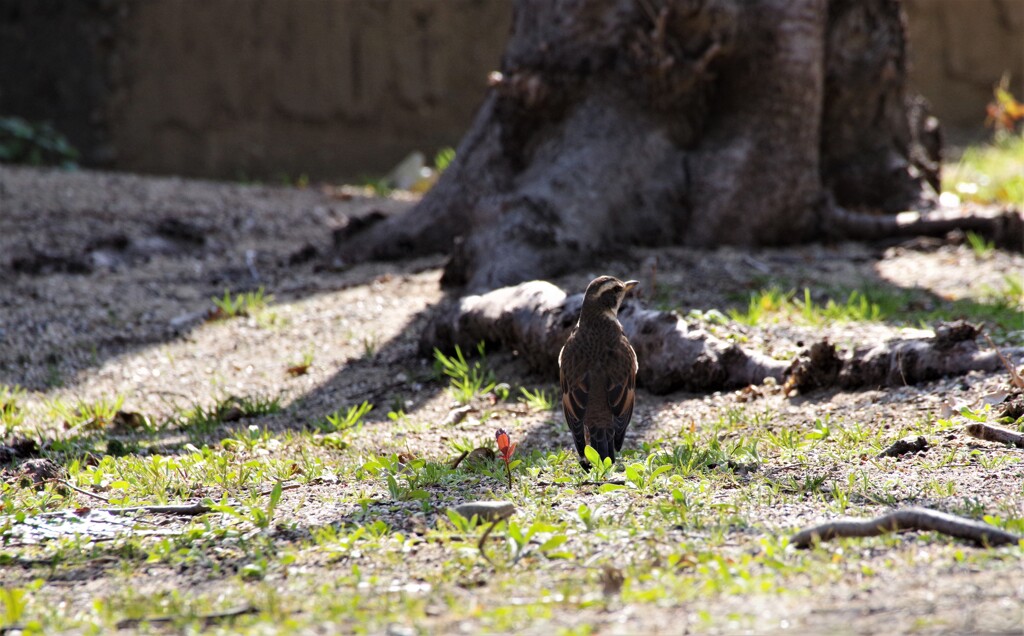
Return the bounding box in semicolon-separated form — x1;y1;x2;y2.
0;0;1020;180
903;0;1024;139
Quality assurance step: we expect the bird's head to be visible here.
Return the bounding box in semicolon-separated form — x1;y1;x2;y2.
581;276;638;321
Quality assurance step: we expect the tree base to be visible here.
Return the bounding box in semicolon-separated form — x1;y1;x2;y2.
332;0;974;292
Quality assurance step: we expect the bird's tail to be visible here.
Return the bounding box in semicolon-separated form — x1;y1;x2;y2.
590;428;616;465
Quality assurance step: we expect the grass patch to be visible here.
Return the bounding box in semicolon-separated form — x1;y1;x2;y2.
944;132;1024;207
45;394;125;430
174;394;282;436
3;393;1023;633
729;284;1022;334
0;385;27;436
729;287;883;326
209;287;272;321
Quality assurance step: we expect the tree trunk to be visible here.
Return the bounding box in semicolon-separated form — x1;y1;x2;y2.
334;0;965;291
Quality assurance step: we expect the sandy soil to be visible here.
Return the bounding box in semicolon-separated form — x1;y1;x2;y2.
1;165;1023;634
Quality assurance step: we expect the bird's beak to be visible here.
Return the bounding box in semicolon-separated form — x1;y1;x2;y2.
623;280;639;294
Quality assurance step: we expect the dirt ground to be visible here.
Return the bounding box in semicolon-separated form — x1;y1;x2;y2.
1;165;1023;634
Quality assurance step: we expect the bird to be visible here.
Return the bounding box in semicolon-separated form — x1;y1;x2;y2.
558;275;638;467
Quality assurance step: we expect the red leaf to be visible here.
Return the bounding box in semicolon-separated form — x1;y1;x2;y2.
495;428;516;462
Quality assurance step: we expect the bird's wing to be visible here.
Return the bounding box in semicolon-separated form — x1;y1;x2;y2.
560;343;590;459
608;340;637;451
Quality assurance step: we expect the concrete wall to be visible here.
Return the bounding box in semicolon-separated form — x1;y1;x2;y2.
904;0;1024;139
0;0;512;180
0;0;1020;179
107;0;512;180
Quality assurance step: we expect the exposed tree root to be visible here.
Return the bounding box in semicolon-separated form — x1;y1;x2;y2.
423;282;1024;395
421;281;788;394
791;507;1022;549
963;423;1024;448
824;204;1024;251
785;322;1024;393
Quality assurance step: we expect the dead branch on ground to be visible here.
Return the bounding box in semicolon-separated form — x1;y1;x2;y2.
791;507;1022;548
963;423;1024;448
116;606;258;630
64;483;302;517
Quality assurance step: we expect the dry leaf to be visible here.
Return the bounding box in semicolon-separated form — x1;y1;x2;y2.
600;565;625;598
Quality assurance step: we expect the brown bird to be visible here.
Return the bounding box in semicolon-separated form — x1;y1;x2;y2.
559;276;638;467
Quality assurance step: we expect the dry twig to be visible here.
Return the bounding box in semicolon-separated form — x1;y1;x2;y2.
116;605;258;630
982;332;1024;390
60;480;110;503
791;507;1022;549
535;479;628;487
104;503;213;516
72;483;301;517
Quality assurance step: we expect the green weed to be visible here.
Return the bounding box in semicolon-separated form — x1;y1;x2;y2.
0;385;26;436
433;343;497;405
434;147;456;172
519;387;556;411
729;284;1022;334
209;481;284;530
729;287;882;326
46;394;125;430
0;116;78;167
965;231;996;259
174;394;281;435
210;287;272;320
583;446;616;482
317;401;373;434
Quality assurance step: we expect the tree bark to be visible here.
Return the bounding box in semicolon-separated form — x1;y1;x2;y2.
333;0;972;292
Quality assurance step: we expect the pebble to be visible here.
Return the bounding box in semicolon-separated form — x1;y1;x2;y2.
451;501;515;523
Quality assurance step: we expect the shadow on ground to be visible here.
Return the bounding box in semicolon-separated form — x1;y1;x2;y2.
1;165;1021;466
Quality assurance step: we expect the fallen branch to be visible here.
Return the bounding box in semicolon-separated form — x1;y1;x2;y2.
259;482;302;497
79;484;301;517
963;422;1024;448
791;507;1022;548
535;479;628;487
104;503;212;517
116;606;257;630
62;480;111;503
